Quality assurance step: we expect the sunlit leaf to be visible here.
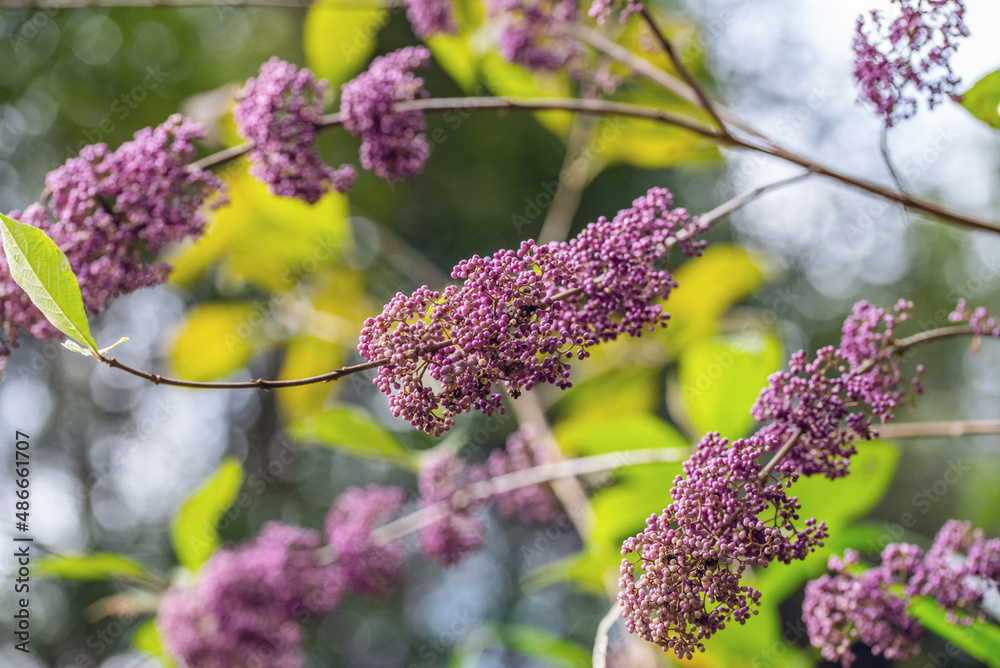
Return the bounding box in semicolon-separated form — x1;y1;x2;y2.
276;335;344;422
304;1;388;92
0;212;98;354
136;618;175;667
171;458;244;570
960;68;1000;129
910;596;1000;666
35;553;150;581
665;244;766;354
679;333;782;439
168;302;268;382
290;405;417;468
554;412;689;456
493;624;590;668
427;34;480;92
593;115;720;170
479;53;574;137
550;366;660;420
168;167;349;292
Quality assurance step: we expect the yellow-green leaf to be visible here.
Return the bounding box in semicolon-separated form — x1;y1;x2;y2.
167;302;267;382
290;405;417;468
35;552;149;581
304;2;388;92
960;68;1000;129
0;212;98;354
171;458;244;570
137;618;175;667
555;412;689;456
679;334;782;439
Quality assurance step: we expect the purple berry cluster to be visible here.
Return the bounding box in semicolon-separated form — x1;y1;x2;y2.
234;58;357;203
618;300;931;658
619;432;827;658
160;485;408;668
949;298;999;336
486;0;581;71
2;115;225;372
404;0;459;39
159;523;344;668
357;187;704;436
853;0;969;125
487;426;563;524
588;0;643;25
341;47;432;182
804;520;1000;666
417;449;488;565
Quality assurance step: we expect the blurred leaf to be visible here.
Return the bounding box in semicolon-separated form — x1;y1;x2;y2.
290;405;417;468
960;68;1000;129
62;336;129;358
910;597;1000;667
304;2;388;92
171;458;244;571
550;366;660;420
0;212;98;354
136;618;175;667
427;34;480;92
665;244;766;353
167;302;267;381
276;335;344;422
593;115;720;170
35;553;149;581
490;624;591;668
679;334;782;439
169;167;349;292
590;465;682;550
555;412;689;456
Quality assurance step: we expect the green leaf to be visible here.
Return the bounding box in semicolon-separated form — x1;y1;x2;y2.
492;624;591;668
290;405;417;469
960;68;1000;129
0;212;98;354
35;552;149;581
304;2;388;92
171;458;244;570
136;618;175;667
167;302;267;381
554;412;690;456
910;597;1000;667
550;366;660;420
678;334;782;439
62;336;129;358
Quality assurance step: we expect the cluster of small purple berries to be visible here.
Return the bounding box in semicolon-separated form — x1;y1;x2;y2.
159;433;561;666
804;520;1000;666
160;485;406;668
853;0;969;125
418;426;563;563
234;58;356;203
486;0;582;72
1;115;226;374
617;300;933;658
404;0;459;39
341;47;433;182
949;298;999;337
358;187;704;437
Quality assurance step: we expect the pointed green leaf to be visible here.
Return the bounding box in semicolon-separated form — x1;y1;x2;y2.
910;597;1000;666
960;68;1000;129
171;458;243;570
136;618;176;667
35;552;150;581
0;212;97;353
290;405;417;469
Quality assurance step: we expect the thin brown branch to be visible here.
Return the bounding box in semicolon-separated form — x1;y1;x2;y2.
757;428;802;482
638;6;730;138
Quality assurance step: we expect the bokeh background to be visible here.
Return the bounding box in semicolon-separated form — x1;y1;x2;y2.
0;0;999;666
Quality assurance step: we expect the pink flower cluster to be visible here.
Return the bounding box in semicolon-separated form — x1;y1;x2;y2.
853;0;969;125
618;300;930;658
358;187;704;436
804;520;1000;666
949;298;999;336
588;0;643;25
1;115;225;372
234;58;356;203
341;47;432;182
